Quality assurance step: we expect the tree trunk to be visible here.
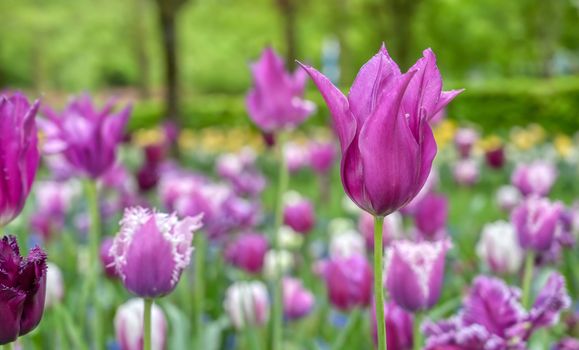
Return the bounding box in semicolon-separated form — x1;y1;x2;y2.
277;0;298;69
384;0;423;70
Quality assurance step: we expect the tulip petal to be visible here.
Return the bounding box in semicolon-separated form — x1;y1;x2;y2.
0;286;26;345
434;89;464;116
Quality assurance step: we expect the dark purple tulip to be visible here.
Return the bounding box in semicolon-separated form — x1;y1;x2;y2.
136;162;160;192
246;47;315;132
40;94;131;179
485;146;505;169
0;235;47;345
371;300;413;350
307;141;337;175
224;233;269;274
385;239;451;312
300;45;462;216
413;192;448;240
0;94;40;226
109;207;202;298
323;254;372;311
283;277;315;320
283;194;315;235
511;196;563;252
100;237;118;279
511;161;557;197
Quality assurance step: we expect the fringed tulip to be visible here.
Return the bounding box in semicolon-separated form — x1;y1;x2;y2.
300;45;462;216
114;298;167;350
283;192;315;234
0;94;40;226
100;237;118;279
371;301;413;350
109;207;202;298
40;94;131;179
476;221;524;275
0;235;47;345
322;254;372;311
223;281;269;329
385;239;451;312
224;233;269;274
246;47;315;132
283;277;315;320
511;196;563;252
511;161;557;197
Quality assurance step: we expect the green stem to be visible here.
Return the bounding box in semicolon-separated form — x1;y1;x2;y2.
412;312;423;350
55;303;88;350
374;215;387;350
83;179;103;348
143;299;153;350
246;325;261;350
194;233;206;347
4;343;14;350
521;251;535;309
331;308;361;350
562;247;577;298
272;132;289;350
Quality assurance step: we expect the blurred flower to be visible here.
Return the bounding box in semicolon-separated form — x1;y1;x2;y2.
554;134;574;159
109;207;202;298
283;277;315;321
283;192;315;234
30;180;80;241
329;230;366;258
454;127;479;158
246;47;315;132
264;249;294;279
413;192;448;240
216;148;266;197
371;300;413;350
307;140;337;175
511;196;563;252
40;94;131;179
278;226;304;250
0;235;47;345
359;211;404;250
44;262;64;309
0;93;40;226
100;237;118;279
476;221;524;275
485;145;505;169
385;239;451;312
322;254;372;311
224;281;269;329
401;168;439;215
301;46;461;217
553;338;579;350
224;233;269;274
452;159;479;186
511;161;557;197
114;298;167;350
495;185;522;212
284;142;309;173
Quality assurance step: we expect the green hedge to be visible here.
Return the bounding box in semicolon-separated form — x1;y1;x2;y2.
129;77;579;134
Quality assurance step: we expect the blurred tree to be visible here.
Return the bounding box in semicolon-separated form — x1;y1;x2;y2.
133;0;151;99
153;0;189;122
275;0;298;68
382;0;425;70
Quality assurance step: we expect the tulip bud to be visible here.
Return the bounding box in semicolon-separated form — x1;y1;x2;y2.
45;262;64;309
485;146;505;169
323;254;372;311
0;235;47;345
454;127;479;158
385;239;451;312
358;211;404;250
109;207;203;298
495;185;522;212
453;159;479;186
283;192;316;234
114;298;167;350
0;94;40;226
100;237;119;279
476;221;524;275
224;233;269;274
283;277;315;320
307;141;336;174
511;196;563;252
371;300;413;349
301;46;462;217
511;161;557;197
224;281;269;329
413;192;448;240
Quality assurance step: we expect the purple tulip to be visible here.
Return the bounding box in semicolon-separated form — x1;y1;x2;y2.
246;47;315;132
224;281;270;329
0;94;40;226
307;141;337;175
553;338;579;350
216;149;266;197
109;207;202;298
452;159;479;186
454;127;479;159
0;235;47;345
283;193;316;234
511;161;557;197
300;45;462;216
224;233;269;274
413;192;448;240
385;239;451;312
476;221;524;275
100;237;119;279
40;94;131;179
485;146;505;169
322;254;373;311
283;277;315;320
30;180;79;241
114;298;167;350
511;196;563;252
400;168;439;215
371;300;413;350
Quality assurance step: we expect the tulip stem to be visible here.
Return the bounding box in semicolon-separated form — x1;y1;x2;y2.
194;232;206;347
412;312;424;350
83;179;103;349
4;343;14;350
331;308;361;350
272;131;289;350
374;215;387;350
143;298;153;350
521;251;535;309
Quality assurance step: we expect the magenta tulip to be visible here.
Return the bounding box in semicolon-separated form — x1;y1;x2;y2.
371;300;413;350
224;233;269;274
307;141;337;175
413;192;448;240
283;277;315;320
322;254;373;311
0;94;40;226
283;194;316;234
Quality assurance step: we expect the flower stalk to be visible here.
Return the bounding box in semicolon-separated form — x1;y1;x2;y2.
374;215;387;350
143;298;153;350
194;232;206;347
521;251;535;309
